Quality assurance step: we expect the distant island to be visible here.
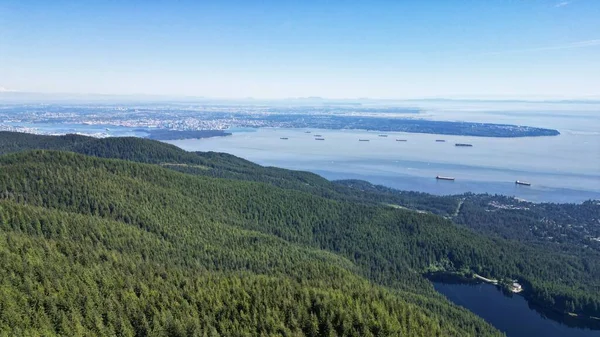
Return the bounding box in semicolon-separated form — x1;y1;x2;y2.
1;103;560;138
250;115;561;138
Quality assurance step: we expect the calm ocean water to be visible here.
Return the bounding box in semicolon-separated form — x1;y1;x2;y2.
167;102;600;203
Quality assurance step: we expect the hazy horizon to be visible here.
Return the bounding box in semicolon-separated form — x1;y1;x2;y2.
1;90;600;103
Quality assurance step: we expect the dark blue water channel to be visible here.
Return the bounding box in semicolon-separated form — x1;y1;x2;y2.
433;282;600;337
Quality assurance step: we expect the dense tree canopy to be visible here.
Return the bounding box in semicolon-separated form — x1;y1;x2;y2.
0;132;598;336
0;150;502;336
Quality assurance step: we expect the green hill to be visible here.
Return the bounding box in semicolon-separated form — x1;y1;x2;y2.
0;149;504;336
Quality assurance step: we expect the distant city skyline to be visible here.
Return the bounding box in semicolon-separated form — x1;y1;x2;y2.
1;0;599;99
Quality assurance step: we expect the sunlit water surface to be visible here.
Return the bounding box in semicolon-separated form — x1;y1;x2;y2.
167;107;599;203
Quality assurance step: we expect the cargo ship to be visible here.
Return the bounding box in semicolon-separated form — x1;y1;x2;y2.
396;139;407;142
378;134;388;137
315;138;325;141
280;137;288;140
435;140;446;142
436;176;455;181
305;131;311;133
515;180;531;186
455;143;473;147
359;139;370;142
314;134;322;137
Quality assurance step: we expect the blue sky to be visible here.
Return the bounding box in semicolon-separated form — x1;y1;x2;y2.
1;0;599;99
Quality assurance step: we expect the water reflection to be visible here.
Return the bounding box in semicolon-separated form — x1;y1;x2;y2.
432;279;600;337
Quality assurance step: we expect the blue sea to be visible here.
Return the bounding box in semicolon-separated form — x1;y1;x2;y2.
167;101;600;203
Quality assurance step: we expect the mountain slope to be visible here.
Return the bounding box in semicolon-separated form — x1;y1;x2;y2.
0;145;599;319
1;132;599;318
0;149;506;336
3;200;489;336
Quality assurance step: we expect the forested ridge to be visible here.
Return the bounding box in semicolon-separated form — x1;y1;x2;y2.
2;199;492;336
0;132;598;336
0;151;503;336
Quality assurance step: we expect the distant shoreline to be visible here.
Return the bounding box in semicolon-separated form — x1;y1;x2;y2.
242;116;561;138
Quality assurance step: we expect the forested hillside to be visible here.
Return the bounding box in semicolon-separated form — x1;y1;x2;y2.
0;150;505;336
3;198;500;336
0;132;599;337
